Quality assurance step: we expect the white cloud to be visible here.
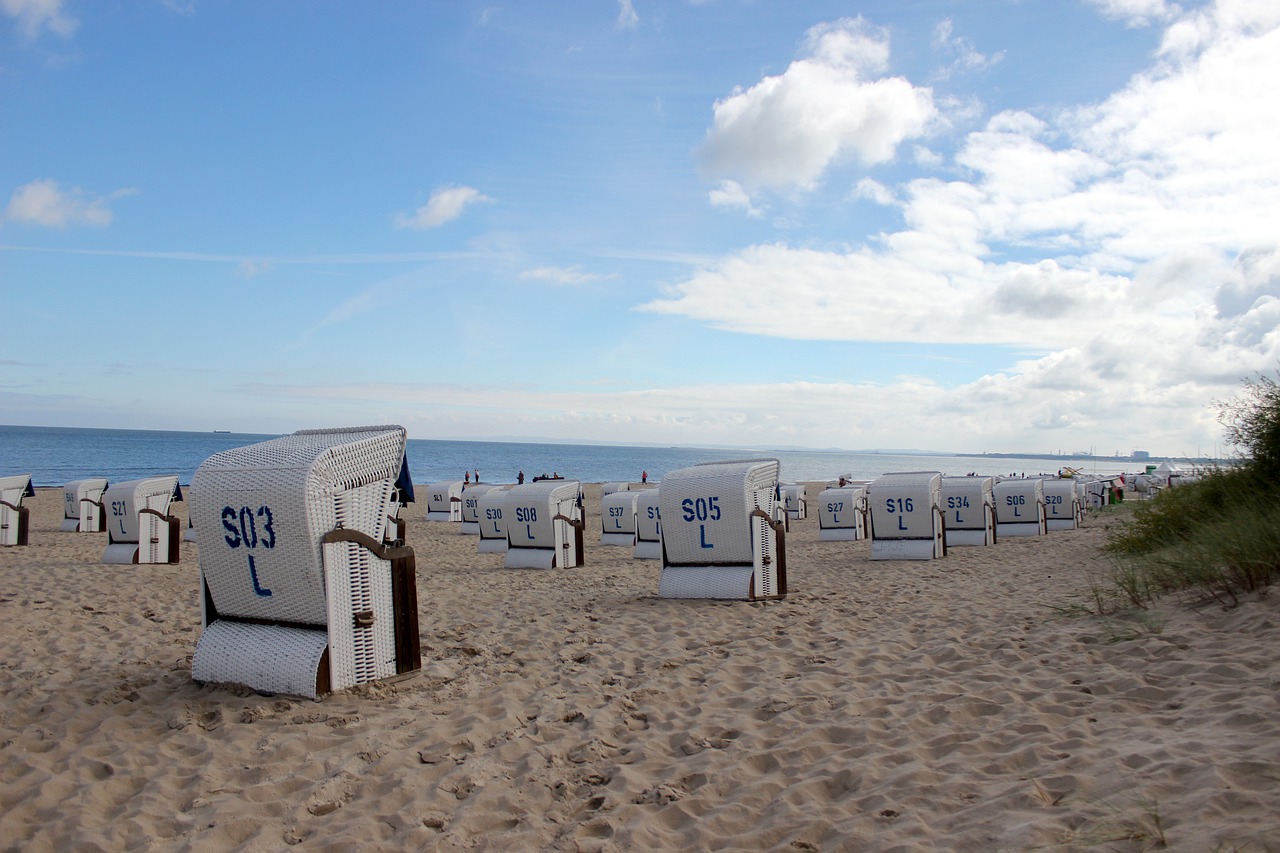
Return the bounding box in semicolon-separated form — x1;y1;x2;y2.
1;0;77;38
616;0;638;30
645;2;1280;447
1085;0;1180;27
852;177;896;206
708;179;765;217
394;185;492;229
519;265;609;285
698;17;937;191
932;18;1004;78
4;179;124;228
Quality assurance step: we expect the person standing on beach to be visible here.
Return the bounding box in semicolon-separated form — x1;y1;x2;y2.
464;471;470;485
517;470;524;484
641;470;647;484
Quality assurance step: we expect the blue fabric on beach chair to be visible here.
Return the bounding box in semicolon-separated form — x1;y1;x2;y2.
657;459;786;600
189;425;420;699
0;474;35;547
868;471;946;560
101;476;183;563
941;476;996;547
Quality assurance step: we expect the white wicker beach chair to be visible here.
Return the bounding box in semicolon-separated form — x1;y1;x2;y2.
0;475;35;547
101;476;183;564
504;480;585;569
868;472;946;560
1043;479;1083;531
633;487;662;560
941;476;996;547
817;484;869;541
459;483;499;535
476;486;514;553
993;478;1047;537
600;489;641;547
189;425;420;699
601;482;629;496
61;477;108;533
425;480;465;522
657;459;786;600
780;483;807;520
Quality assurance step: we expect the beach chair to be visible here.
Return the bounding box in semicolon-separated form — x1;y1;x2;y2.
424;480;465;522
817;483;868;541
101;476;183;564
1082;478;1111;510
941;476;997;547
504;480;585;568
459;483;499;535
868;472;946;560
600;488;641;547
476;485;513;553
993;478;1046;537
633;487;662;559
780;483;807;520
601;482;629;496
0;474;35;546
60;477;108;533
1043;479;1083;531
657;459;786;600
189;425;420;699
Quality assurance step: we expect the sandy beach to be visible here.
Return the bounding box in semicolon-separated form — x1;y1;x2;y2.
1;484;1277;852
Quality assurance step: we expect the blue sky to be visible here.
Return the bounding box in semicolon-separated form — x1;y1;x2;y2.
2;0;1276;457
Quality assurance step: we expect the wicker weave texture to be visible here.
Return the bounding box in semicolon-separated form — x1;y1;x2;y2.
658;566;756;599
868;472;942;540
600;491;640;540
102;476;179;548
993;478;1044;524
780;484;807;519
634;488;661;545
504;481;581;550
1042;480;1081;522
425;481;464;521
871;538;942;560
63;478;108;529
940;476;995;531
658;460;779;566
192;620;329;699
191;428;403;626
0;475;32;546
817;486;866;536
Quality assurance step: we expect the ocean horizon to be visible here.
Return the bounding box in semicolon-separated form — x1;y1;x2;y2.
1;423;1169;488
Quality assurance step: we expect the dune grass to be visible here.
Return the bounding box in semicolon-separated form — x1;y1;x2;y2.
1100;467;1280;610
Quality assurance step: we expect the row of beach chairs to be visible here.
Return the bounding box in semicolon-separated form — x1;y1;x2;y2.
2;426;1130;701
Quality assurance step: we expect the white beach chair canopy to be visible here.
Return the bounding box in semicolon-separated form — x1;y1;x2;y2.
62;477;109;531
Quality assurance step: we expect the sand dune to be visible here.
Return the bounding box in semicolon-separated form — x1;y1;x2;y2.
1;485;1277;852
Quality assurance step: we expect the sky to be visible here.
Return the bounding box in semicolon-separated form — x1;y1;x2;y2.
2;0;1278;457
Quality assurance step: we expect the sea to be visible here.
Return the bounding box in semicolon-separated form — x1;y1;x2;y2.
0;425;1137;489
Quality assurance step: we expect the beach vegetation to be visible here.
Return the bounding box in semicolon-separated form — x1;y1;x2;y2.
1100;370;1280;609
